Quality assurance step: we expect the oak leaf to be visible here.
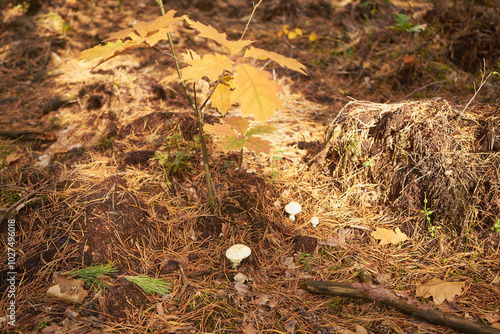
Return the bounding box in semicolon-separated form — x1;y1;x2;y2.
186;18;253;56
181;53;233;83
148;9;185;31
78;40;139;68
245;137;273;154
223;115;251;135
46;273;88;304
158;73;179;85
204;122;236;138
416;278;465;304
372;227;408;245
211;82;232;115
244;46;307;75
79;10;184;68
204;116;275;154
231;64;283;122
240;322;257;334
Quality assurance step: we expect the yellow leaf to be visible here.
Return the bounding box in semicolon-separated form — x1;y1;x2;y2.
245;137;272;154
309;33;318;42
371;227;408;245
231;64;283;122
82;11;185;68
277;30;283;38
147;9;185;32
222;75;236;89
145;27;173;46
211;83;232;115
295;28;303;36
181;53;233;83
243;46;307;75
416;279;465;305
204;123;237;137
158;73;179;85
288;31;297;40
106;27;135;41
282;25;289;34
133;21;149;38
223;116;250;135
187;18;253;56
78;40;140;68
182;49;201;63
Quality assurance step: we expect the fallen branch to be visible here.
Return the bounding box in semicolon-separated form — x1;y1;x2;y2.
301;280;500;334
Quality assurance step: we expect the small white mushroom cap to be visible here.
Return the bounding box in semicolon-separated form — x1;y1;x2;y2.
285;202;302;221
310;217;319;228
226;244;251;268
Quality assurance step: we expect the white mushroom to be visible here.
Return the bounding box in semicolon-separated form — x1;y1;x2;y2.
225;244;251;268
310;217;319;228
285;202;302;221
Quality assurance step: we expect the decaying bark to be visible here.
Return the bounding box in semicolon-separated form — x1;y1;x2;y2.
301;280;500;334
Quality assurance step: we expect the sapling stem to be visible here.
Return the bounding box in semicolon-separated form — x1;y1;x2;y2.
155;0;216;212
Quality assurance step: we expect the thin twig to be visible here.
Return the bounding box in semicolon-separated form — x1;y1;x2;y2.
240;0;263;40
462;60;492;114
174;265;189;301
0;182;51;223
401;80;448;101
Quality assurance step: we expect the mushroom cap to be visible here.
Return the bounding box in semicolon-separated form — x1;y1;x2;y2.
310;216;319;228
285;202;302;215
226;244;252;262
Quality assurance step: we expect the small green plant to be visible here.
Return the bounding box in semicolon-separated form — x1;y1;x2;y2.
0;138;20;170
421;192;433;223
97;136;114;150
1;189;20;204
422;192;440;237
124;275;171;295
462;207;475;257
298;252;312;270
330;296;342;309
65;263;118;290
153;132;195;187
428;225;441;238
268;146;284;180
491;218;500;233
391;13;424;33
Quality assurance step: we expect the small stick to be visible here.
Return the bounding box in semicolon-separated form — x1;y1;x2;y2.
0;182;50;223
174;265;189;301
240;0;263;40
301;280;500;334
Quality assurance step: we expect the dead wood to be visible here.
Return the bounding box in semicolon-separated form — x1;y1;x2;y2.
301;280;500;334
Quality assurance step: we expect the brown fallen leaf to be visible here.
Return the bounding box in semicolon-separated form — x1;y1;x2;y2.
318;235;346;247
372;227;408;245
285;319;297;333
240;321;257;334
234;272;248;283
219;222;229;237
355;324;369;334
251;294;270;306
46;273;88;304
415;278;465;305
482;313;500;324
41;324;60;333
6;152;20;164
234;282;249;295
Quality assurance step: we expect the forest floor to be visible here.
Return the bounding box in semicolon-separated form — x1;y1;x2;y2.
1;0;500;333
